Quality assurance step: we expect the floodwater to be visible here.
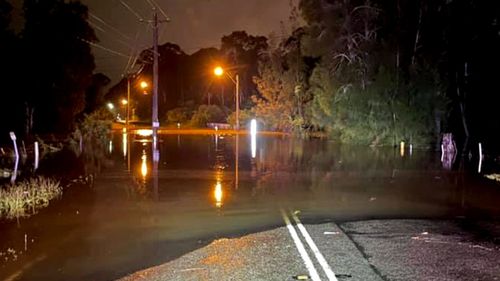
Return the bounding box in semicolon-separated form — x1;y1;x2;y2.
0;132;499;281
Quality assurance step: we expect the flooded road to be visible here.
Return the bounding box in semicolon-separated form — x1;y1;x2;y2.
0;133;499;280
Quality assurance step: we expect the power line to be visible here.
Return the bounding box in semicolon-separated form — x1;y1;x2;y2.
145;0;155;9
123;20;152;76
124;48;135;75
119;0;144;21
81;38;132;59
123;30;140;75
110;0;152;76
88;21;106;33
94;56;121;60
88;5;152;52
89;12;131;41
87;8;145;72
141;0;170;48
89;20;134;50
147;0;170;21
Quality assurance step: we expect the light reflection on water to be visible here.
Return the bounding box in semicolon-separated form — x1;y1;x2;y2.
250;119;257;159
108;140;113;154
122;131;127;158
109;132;494;220
140;150;148;179
214;181;223;208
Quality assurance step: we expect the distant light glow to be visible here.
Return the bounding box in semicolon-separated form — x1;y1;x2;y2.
121;99;128;105
107;103;114;110
137;129;153;137
140;81;149;89
214;182;223;208
108;140;113;154
400;141;405;157
177;122;181;129
250;119;257;158
214;66;224;76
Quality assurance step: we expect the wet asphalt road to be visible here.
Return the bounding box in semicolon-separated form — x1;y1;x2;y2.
119;217;500;281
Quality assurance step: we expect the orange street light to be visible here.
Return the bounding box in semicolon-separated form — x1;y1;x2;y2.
214;66;224;77
140;81;149;89
213;66;240;130
121;99;128;106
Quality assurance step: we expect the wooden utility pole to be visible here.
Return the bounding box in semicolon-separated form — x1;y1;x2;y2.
152;10;159;130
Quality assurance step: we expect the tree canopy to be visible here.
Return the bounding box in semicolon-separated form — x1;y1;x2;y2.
249;0;500;147
21;0;97;134
0;0;102;139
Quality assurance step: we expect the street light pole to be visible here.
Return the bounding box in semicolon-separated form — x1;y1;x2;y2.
125;78;131;173
235;74;239;131
126;77;130;129
213;66;240;188
214;66;239;130
152;10;159;130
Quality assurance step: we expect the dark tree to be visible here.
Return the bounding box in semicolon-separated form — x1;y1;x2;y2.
84;73;111;114
220;31;268;105
0;0;23;141
21;0;97;134
113;32;268;125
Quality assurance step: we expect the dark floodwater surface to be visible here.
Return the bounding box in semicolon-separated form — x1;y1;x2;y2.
0;133;499;281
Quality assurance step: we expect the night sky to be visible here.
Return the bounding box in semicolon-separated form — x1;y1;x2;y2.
10;0;294;82
80;0;294;82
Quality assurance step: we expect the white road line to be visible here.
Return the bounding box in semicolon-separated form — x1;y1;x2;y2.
280;209;322;281
291;211;338;281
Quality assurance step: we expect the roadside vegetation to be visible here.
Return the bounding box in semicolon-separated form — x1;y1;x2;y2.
71;108;113;151
0;177;62;219
0;107;111;221
249;2;452;146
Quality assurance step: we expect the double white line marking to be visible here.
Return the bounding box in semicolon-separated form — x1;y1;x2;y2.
281;209;338;281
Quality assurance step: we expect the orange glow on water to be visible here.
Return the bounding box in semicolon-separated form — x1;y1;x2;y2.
214;182;223;208
140;151;148;178
122;132;127;157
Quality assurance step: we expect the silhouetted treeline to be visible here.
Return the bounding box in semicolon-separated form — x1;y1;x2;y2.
108;0;500;148
107;31;268;124
0;0;109;142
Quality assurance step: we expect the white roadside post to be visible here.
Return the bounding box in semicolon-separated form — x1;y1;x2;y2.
9;132;19;183
34;141;39;171
478;142;483;173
